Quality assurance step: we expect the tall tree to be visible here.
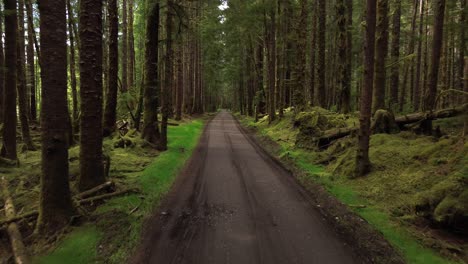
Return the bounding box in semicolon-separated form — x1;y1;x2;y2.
128;0;135;89
424;0;446;111
1;0;18;160
266;3;276;122
141;1;161;146
78;0;106;191
317;0;326;107
67;0;79;132
459;0;466;102
122;0;128;92
160;0;174;151
336;0;351;113
356;0;377;176
103;0;119;136
389;0;401;110
37;0;75;235
413;0;425;111
372;0;389;112
0;4;4;124
17;0;35;150
293;0;307;111
26;0;36;121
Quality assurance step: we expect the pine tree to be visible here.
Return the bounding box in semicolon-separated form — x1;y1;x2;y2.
356;0;377;176
37;0;75;235
78;0;106;191
1;0;18;160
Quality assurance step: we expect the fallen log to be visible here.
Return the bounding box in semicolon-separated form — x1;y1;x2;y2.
0;187;137;227
74;181;115;200
1;177;29;264
315;103;468;149
78;189;139;205
0;211;38;226
395;103;468;126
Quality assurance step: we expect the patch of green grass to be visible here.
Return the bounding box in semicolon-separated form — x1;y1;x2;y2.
33;119;205;264
33;227;101;264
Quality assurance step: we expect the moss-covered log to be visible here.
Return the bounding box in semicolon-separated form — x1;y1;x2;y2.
1;177;29;264
315;104;468;148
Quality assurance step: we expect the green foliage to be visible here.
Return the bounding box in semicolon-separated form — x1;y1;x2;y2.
237;113;466;264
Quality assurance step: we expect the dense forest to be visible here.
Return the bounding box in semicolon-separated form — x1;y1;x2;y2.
0;0;466;263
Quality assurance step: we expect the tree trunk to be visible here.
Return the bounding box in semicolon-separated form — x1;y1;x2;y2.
336;0;351;114
103;0;119;136
17;0;35;151
26;0;36;121
160;0;174;151
141;1;161;146
356;0;377;177
372;0;389;113
309;2;317;105
1;0;18;160
389;0;401;111
459;0;466;103
128;0;135;90
0;7;4;124
175;39;184;121
78;0;106;191
36;0;75;235
266;5;276;123
121;0;128;92
317;0;326;107
67;0;79;133
293;0;307;112
424;0;446;111
413;0;425;111
400;0;419;111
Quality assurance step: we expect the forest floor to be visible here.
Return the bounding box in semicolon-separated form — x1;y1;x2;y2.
0;115;207;263
236;108;467;264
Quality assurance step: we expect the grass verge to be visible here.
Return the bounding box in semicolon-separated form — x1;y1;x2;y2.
237;113;462;264
32;118;205;264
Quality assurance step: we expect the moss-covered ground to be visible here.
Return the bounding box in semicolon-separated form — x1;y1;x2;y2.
237;110;467;264
0;117;205;263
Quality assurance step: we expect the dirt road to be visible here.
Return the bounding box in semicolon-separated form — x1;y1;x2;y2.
132;111;358;264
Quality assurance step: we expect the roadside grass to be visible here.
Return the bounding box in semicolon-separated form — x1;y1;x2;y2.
237;113;462;264
33;119;205;264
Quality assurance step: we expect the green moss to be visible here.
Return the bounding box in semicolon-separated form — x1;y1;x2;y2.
33;119;205;264
33;227;101;264
237;112;465;264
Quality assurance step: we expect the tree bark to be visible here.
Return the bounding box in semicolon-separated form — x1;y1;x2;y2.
372;0;389;113
17;0;35;151
122;0;128;92
26;0;36;121
413;0;425;111
424;0;446;111
66;0;79;133
1;0;18;160
160;0;174;151
103;0;119;136
141;1;161;146
0;7;4;124
37;0;75;235
316;0;326;107
336;0;351;113
356;0;377;177
128;0;135;90
389;0;401;110
78;0;106;191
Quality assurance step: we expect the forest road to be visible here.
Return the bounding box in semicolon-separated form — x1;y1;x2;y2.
131;111;358;264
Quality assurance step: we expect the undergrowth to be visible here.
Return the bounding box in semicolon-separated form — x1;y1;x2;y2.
237;110;466;264
29;118;204;264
